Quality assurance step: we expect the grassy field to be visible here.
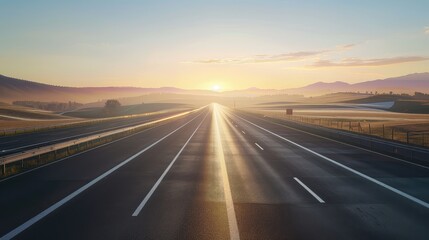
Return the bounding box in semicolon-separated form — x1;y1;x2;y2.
390;100;429;113
245;95;429;148
0;103;82;132
0;119;87;132
0;102;193;135
0;104;70;120
248;109;429;147
64;103;191;118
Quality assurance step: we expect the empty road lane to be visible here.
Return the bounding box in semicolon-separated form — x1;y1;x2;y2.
0;104;428;239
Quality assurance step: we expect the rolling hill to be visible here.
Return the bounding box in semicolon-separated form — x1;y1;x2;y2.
1;72;429;103
0;75;213;103
283;73;429;96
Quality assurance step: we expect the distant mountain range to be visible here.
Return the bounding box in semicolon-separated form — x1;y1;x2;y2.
282;73;429;96
0;75;214;103
1;73;429;103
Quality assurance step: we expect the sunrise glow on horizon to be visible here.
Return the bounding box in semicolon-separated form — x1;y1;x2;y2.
1;1;428;90
211;85;221;92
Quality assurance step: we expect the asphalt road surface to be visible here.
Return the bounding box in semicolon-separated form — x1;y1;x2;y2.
0;104;428;240
0;110;186;157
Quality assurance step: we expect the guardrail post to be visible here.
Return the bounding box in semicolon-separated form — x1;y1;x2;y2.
407;132;410;144
369;135;372;149
0;110;190;178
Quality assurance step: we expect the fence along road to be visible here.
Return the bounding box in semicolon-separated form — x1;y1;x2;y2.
0;104;428;239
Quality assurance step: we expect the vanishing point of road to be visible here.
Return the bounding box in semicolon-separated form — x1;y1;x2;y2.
0;104;428;239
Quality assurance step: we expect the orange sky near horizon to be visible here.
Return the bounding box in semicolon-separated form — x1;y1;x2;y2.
1;1;428;90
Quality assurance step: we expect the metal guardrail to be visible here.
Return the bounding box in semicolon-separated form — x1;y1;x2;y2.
239;110;429;165
0;108;189;137
252;111;429;148
0;107;202;176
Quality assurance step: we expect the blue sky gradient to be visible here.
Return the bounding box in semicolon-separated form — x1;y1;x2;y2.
1;0;428;89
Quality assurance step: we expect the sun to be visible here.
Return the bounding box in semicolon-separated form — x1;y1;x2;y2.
211;85;221;92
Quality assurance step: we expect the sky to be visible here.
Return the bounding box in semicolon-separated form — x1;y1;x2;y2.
0;0;428;90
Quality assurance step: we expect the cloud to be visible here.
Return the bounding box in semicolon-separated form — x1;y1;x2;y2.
189;51;327;64
336;43;357;51
307;56;429;68
425;27;429;35
244;51;329;63
187;44;357;64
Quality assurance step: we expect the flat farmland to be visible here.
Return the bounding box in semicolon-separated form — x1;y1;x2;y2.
246;102;429;147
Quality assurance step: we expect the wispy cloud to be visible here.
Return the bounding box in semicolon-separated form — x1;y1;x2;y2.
187;44;357;64
190;51;327;64
425;26;429;35
336;43;357;51
307;56;429;68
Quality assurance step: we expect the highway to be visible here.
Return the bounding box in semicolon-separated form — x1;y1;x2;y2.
0;104;428;239
0;110;187;157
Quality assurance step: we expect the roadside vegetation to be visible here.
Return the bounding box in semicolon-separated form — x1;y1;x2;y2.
345;92;429;113
13;101;83;112
0;101;192;136
243;92;429;148
248;109;429;148
64;102;190;118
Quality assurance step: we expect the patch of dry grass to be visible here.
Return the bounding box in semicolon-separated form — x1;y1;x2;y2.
0;119;83;130
247;108;429;147
0;104;84;134
0;104;71;120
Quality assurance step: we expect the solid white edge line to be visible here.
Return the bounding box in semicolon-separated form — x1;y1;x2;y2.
132;112;208;216
252;113;429;171
214;105;240;240
0;121;172;184
254;143;264;151
293;177;325;203
0;107;207;183
2;114;171;152
1;107;203;153
234;114;429;209
0;110;205;240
